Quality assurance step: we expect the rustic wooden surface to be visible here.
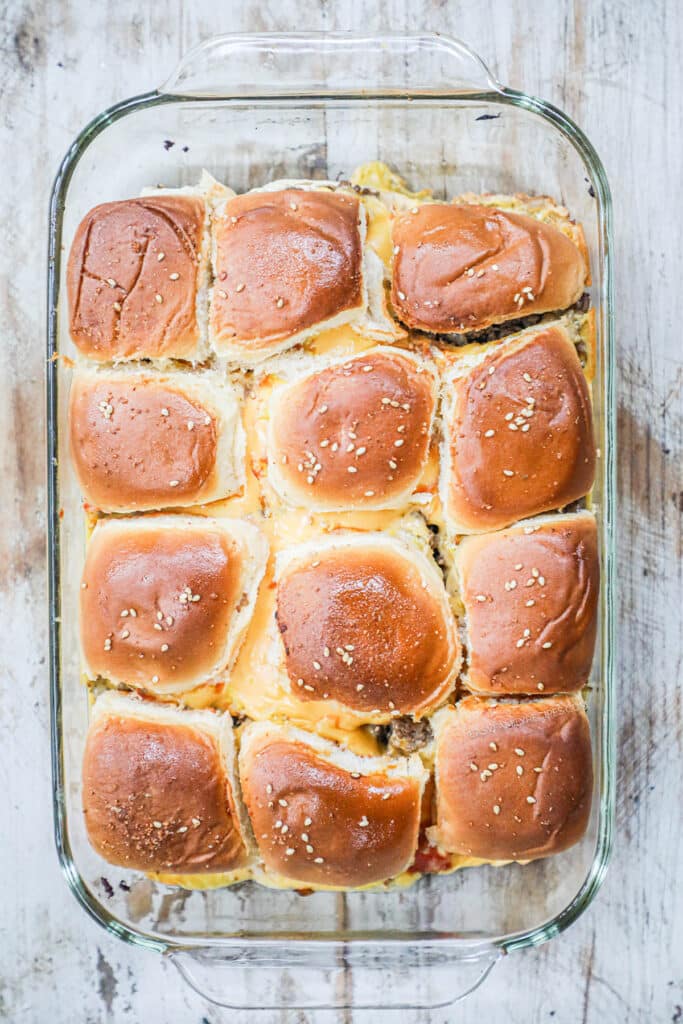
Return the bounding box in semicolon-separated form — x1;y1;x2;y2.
1;1;681;1021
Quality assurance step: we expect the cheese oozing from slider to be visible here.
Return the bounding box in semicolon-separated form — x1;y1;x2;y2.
430;695;593;862
67;191;210;361
274;532;460;720
80;515;268;695
455;511;599;695
82;691;249;873
210;183;400;363
267;346;438;511
239;721;427;888
68;366;245;513
391;201;586;335
440;318;596;534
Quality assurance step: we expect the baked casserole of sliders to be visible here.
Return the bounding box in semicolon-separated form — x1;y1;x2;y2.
68;163;599;892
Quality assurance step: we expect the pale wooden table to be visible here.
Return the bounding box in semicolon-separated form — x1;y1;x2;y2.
1;2;681;1021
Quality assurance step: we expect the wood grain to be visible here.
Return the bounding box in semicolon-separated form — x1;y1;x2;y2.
1;1;681;1021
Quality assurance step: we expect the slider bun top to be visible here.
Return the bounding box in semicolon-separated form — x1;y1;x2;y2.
455;511;599;695
82;692;249;873
391;202;585;335
431;695;593;862
68;367;244;512
210;187;365;362
80;515;267;695
239;721;427;888
268;347;437;511
67;194;208;361
440;321;596;534
275;532;460;720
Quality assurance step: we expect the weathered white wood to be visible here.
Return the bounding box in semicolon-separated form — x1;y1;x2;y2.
1;1;681;1021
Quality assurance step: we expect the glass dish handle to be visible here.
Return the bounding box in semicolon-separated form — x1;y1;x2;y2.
160;32;503;99
168;946;499;1010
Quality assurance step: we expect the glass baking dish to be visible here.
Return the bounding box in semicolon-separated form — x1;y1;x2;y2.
47;32;616;1010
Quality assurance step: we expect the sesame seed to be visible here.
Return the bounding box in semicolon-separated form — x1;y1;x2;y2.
359;816;369;827
347;466;358;473
516;765;524;776
169;272;180;280
218;289;228;299
523;372;532;383
314;857;324;864
157;252;165;262
492;805;500;815
492;263;499;270
411;207;419;214
364;490;375;497
276;297;285;308
153;623;162;631
121;629;130;639
153;821;162;829
538;576;546;586
106;278;117;288
489;742;497;751
113;301;122;312
537;682;545;690
304;817;312;826
488;763;499;771
475;594;487;602
470;763;478;771
526;796;536;804
526;599;535;607
290;201;298;211
397;290;406;301
542;641;553;649
356;446;367;456
313;661;321;670
161;643;169;652
504;412;514;421
204;416;211;426
515;748;525;756
169;480;179;487
484;429;495;438
278;799;288;807
155;293;163;304
394;439;405;447
465;268;475;277
152;675;159;683
503;469;514;477
521;424;530;432
236;283;245;292
160;407;169;417
319;405;328;414
285;848;295;856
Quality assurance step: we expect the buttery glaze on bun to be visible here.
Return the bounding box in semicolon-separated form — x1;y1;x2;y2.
239;722;427;887
391;202;586;335
210;187;369;362
68;367;245;512
267;347;437;510
82;692;249;873
274;533;460;720
80;516;267;695
440;320;596;534
431;695;593;861
455;512;599;695
67;193;209;361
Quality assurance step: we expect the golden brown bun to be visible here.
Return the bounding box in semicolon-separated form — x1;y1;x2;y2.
239;722;426;887
391;203;585;334
82;692;248;873
67;195;207;361
268;348;437;510
431;696;593;861
275;533;459;718
210;188;364;361
80;516;267;695
440;321;596;533
68;367;244;512
456;512;599;695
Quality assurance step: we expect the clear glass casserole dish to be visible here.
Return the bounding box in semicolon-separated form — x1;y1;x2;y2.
47;32;616;1010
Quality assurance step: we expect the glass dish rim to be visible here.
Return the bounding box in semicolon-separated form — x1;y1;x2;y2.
46;30;616;965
